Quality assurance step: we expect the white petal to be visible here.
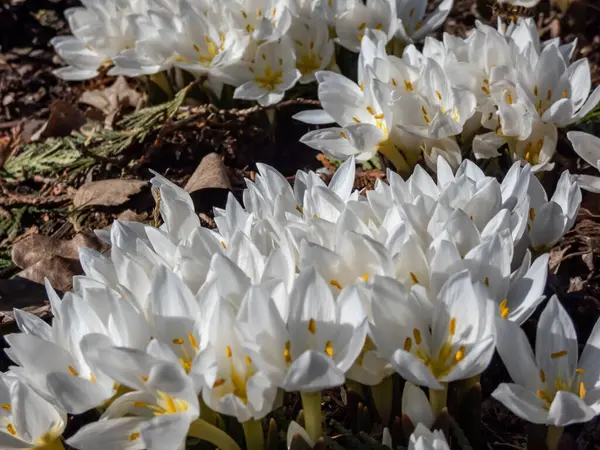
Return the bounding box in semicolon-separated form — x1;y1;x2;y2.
547;391;597;427
401;382;435;429
491;383;549;424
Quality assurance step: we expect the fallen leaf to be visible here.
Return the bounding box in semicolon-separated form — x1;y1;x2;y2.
16;256;82;293
184;152;232;193
79;76;144;128
11;233;106;270
73;179;148;208
30;101;86;141
117;209;149;222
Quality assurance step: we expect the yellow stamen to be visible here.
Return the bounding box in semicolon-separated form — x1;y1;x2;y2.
410;272;419;284
579;381;586;399
339;131;347;139
413;328;422;345
507;93;513;104
189;333;199;351
576;368;586;375
499;299;510;319
68;365;79;376
391;77;397;86
325;340;334;357
529;207;535;221
6;424;16;436
551;350;568;359
455;346;466;362
134;401;148;408
245;356;252;365
366;106;375;115
213;378;226;388
482;86;491;95
358;22;367;30
1;404;10;411
330;280;343;290
449;318;457;336
221;241;227;248
546;89;552;102
534;85;538;96
539;369;546;383
435;90;442;100
409;7;415;16
141;376;148;382
404;80;413;91
226;346;232;358
129;432;141;441
361;273;369;281
375;23;383;30
404;337;412;352
257;7;262;15
562;89;568;99
172;338;184;345
308;319;317;334
484;277;490;286
374;113;385;120
284;341;292;364
352;116;361;123
193;44;200;52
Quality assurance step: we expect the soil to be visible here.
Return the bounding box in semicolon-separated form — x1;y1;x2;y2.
1;0;600;449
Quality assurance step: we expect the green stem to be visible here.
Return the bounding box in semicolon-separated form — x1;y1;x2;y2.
38;439;66;450
199;396;219;426
345;379;364;396
546;425;563;450
242;419;264;450
188;418;241;450
429;385;448;417
150;72;173;98
371;376;393;425
300;391;323;443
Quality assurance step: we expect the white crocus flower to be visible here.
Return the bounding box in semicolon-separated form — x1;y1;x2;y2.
194;294;277;423
492;295;600;426
395;0;453;45
227;0;293;42
232;38;301;106
289;18;335;84
370;271;495;391
567;131;600;193
5;282;117;414
52;0;139;80
0;376;66;450
508;119;557;173
527;170;581;251
408;424;450;450
335;0;397;52
67;348;200;450
240;269;368;392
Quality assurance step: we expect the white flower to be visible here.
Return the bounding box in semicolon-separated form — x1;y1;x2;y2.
335;0;397;52
232;38;301;106
492;295;600;426
567;131;600;193
289;18;335;84
226;0;293;42
527;170;581;251
402;382;435;428
240;269;368;392
68;347;199;450
395;0;453;45
370;270;495;390
408;424;450;450
0;376;66;449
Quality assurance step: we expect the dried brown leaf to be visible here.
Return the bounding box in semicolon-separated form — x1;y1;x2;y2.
16;256;82;293
73;179;148;208
184;152;232;193
30;101;86;141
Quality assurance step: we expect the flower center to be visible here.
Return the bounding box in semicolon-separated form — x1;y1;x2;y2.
172;332;200;373
535;351;586;410
134;392;189;416
254;66;283;91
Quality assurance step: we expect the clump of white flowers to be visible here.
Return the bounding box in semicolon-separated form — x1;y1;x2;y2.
23;1;600;448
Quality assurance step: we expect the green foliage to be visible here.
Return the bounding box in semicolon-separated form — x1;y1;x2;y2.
0;82;193;182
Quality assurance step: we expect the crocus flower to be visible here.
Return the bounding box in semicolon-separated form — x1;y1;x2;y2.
408;424;450;450
567;131;600;193
493;295;600;426
395;0;453;45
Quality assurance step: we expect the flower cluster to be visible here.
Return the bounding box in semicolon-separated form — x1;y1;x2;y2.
3;155;597;449
296;18;600;178
51;0;453;106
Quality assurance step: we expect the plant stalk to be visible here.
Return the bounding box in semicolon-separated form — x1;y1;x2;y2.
199;396;219;426
300;391;324;443
546;425;564;450
188;418;242;450
38;439;66;450
242;419;265;450
371;376;393;425
429;385;448;417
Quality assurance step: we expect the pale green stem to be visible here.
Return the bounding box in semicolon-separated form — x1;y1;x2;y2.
38;439;66;450
429;385;448;417
199;396;219;426
371;376;393;424
300;391;323;443
546;425;563;450
345;379;363;395
150;72;173;98
188;418;241;450
458;374;480;401
242;419;264;450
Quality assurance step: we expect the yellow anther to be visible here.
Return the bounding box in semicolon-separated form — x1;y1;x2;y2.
246;23;253;33
339;131;347;139
366;106;375;115
6;424;16;436
129;432;141;441
193;44;200;52
488;112;494;121
579;381;586;399
507;93;513;104
391;77;397;86
529;207;535;221
221;241;227;248
546;89;552;102
284;340;292;363
435;90;442;100
410;272;419;284
257;7;262;15
241;10;247;18
562;89;568;99
374;113;385;120
455;346;466;362
375;23;383;30
245;356;252;365
358;22;367;30
413;328;422;345
272;7;277;15
499;299;510;319
141;376;148;382
361;273;369;281
213;378;226;388
248;66;255;73
551;350;568;359
172;338;184;345
534;85;538;96
68;365;79;376
483;78;489;84
449;318;457;336
134;401;148;408
539;369;546;383
330;280;343;290
226;346;232;358
189;333;199;351
295;204;303;214
261;54;267;60
308;319;317;334
404;337;412;352
482;86;491;95
1;404;10;411
352;116;361;123
404;80;413;91
360;81;364;91
484;277;490;286
325;340;334;357
421;105;428;115
415;21;423;31
576;368;586;375
409;7;415;16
